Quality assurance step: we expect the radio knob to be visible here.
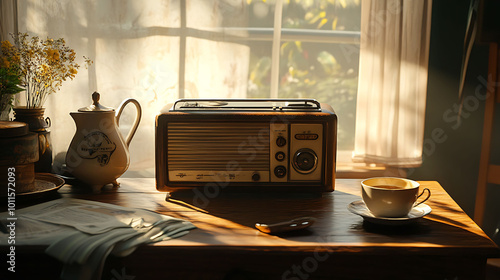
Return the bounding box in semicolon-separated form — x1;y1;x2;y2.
274;166;287;178
276;136;287;147
275;151;286;161
292;148;318;174
252;173;261;182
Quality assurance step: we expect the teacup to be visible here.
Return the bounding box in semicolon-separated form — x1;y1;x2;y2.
361;177;431;218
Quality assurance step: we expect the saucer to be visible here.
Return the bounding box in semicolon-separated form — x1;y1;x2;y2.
16;173;65;200
347;200;432;226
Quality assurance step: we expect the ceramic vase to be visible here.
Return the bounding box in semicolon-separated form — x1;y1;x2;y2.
13;107;53;173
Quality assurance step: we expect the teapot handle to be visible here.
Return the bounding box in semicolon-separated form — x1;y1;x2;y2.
116;98;142;147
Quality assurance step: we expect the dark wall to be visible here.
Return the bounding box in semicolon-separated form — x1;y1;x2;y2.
411;0;500;244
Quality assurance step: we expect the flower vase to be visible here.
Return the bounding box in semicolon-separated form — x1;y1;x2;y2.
13;107;53;173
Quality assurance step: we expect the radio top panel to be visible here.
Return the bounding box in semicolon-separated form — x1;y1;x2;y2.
171;99;322;112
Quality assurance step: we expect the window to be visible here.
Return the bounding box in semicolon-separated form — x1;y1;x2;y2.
5;0;431;177
180;0;361;154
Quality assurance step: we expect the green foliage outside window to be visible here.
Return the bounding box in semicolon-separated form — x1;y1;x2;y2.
247;0;361;150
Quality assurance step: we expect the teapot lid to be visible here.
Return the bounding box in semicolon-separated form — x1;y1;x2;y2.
78;92;114;112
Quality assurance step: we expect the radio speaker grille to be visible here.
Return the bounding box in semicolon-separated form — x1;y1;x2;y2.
167;122;270;171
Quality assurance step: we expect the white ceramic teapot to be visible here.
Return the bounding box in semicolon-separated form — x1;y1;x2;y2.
66;92;141;193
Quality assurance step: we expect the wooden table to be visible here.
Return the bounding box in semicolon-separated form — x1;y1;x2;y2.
4;178;500;279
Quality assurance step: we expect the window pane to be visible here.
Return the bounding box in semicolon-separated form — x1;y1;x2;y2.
16;0;361;177
185;37;250;98
247;0;361;151
282;0;361;31
247;1;275;28
280;41;358;151
187;0;249;29
247;41;358;151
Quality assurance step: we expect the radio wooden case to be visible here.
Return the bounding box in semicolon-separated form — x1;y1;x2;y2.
155;99;337;193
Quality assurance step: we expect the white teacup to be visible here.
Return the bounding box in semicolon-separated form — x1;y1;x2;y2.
361;177;431;218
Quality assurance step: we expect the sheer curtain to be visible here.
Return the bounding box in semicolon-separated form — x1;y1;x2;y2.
353;0;432;167
0;0;18;42
16;0;250;176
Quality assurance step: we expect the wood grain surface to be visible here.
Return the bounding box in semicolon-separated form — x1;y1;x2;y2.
4;178;500;280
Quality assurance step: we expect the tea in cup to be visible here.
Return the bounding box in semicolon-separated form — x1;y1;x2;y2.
361;177;430;218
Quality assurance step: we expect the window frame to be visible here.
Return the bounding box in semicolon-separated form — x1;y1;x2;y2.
190;26;397;176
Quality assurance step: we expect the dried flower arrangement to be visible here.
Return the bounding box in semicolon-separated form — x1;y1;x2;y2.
0;32;92;108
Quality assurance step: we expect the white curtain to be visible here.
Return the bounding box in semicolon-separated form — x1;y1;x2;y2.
16;0;250;176
353;0;432;167
0;0;18;42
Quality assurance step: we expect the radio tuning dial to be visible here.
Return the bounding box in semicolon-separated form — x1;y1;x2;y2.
292;148;318;174
276;136;287;147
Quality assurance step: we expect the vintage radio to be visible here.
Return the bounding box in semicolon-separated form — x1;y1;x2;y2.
155;99;337;193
